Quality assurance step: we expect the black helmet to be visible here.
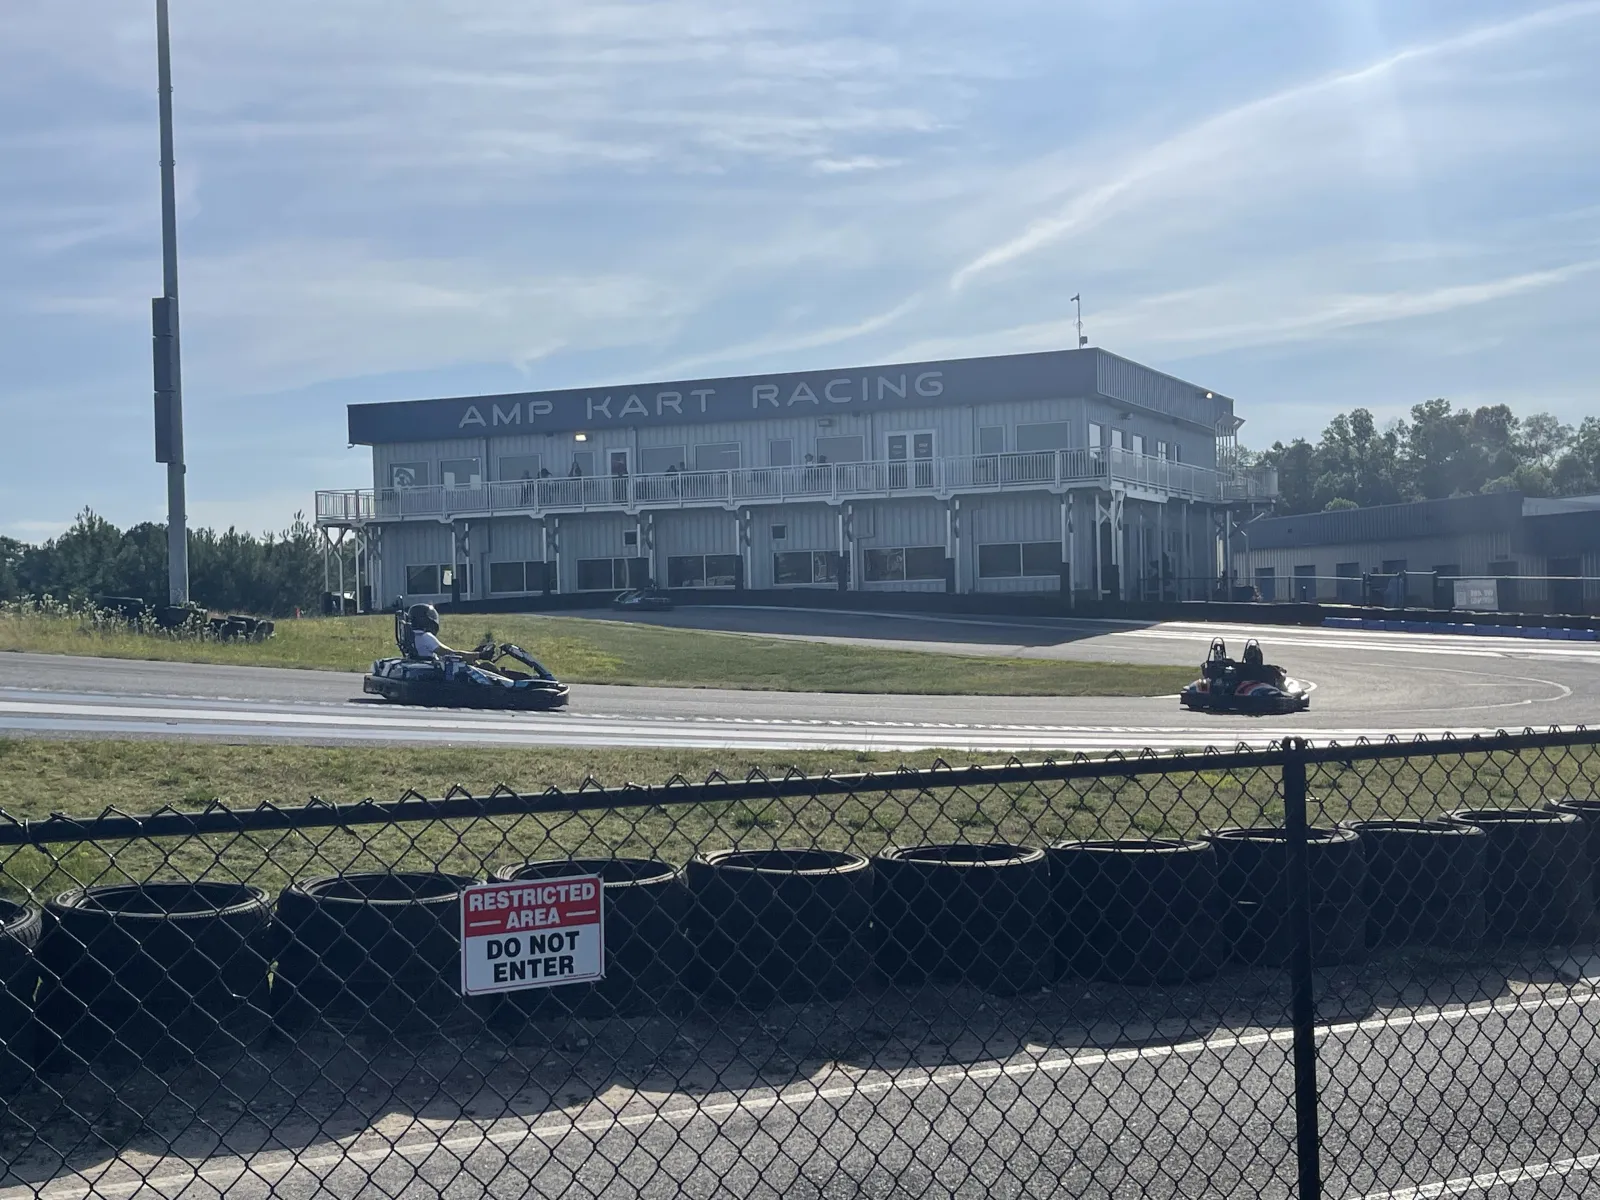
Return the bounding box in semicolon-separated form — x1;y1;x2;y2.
408;603;440;633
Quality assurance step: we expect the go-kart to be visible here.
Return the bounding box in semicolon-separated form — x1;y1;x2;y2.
363;612;569;710
612;586;674;612
1179;637;1309;715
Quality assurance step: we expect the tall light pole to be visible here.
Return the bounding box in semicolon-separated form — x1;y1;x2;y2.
152;0;189;603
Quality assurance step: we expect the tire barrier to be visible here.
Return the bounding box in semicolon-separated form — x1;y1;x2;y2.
685;848;871;1006
0;898;41;1096
37;882;273;1065
1207;827;1367;966
873;843;1052;995
491;857;688;1018
1444;809;1595;941
1544;798;1600;900
274;872;477;1029
1048;838;1221;985
1349;820;1487;951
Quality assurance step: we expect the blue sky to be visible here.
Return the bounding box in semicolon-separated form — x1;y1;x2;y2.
3;1;1597;541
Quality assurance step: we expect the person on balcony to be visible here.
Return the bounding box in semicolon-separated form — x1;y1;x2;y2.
666;461;680;497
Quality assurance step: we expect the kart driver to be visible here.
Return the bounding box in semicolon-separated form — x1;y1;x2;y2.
407;604;489;662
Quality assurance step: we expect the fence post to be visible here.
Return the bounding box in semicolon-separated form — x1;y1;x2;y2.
1283;737;1323;1200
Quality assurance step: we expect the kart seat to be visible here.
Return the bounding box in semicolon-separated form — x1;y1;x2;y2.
395;611;423;659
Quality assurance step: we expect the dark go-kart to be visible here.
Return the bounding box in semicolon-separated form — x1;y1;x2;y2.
612;585;674;612
1179;637;1310;715
363;611;569;710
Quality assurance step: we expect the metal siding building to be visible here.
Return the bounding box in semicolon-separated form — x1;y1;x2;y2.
317;347;1276;607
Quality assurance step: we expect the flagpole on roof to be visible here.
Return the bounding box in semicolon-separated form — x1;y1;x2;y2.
1072;294;1087;347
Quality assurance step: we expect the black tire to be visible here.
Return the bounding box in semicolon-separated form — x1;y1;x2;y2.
685;849;871;1007
1444;809;1594;942
873;843;1052;995
37;882;274;1067
1349;820;1486;951
274;872;477;1031
1;899;42;1096
1207;827;1366;966
491;858;687;1018
1048;838;1221;985
1545;798;1600;901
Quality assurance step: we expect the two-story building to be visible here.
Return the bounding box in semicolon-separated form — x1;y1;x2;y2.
314;346;1277;610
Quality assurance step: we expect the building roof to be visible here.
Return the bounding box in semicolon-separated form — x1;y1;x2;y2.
345;346;1237;445
1245;492;1525;551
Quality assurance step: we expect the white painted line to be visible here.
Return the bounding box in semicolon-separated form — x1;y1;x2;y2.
1359;1150;1600;1200
10;987;1593;1200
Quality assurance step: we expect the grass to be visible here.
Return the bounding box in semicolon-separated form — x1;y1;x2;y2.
0;608;1193;696
0;736;1591;906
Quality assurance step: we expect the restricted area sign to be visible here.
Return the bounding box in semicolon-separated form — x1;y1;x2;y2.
459;875;605;996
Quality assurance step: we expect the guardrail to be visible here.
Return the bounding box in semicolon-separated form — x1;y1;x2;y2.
2;729;1598;1199
315;450;1272;524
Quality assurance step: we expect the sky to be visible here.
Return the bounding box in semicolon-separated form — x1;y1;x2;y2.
3;0;1597;542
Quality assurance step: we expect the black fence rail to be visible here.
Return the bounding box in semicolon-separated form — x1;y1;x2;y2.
1;729;1598;1200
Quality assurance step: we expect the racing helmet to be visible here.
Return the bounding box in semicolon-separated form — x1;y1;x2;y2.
408;603;441;633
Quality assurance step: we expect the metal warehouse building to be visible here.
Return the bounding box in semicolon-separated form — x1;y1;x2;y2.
314;347;1277;610
1231;492;1600;613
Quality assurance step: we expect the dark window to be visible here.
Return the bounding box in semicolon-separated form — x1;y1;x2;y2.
771;524;787;541
816;435;865;463
668;554;738;588
498;454;540;481
576;559;619;591
625;557;649;587
489;562;525;594
693;443;741;471
638;446;686;475
904;547;946;580
1016;421;1072;451
406;565;439;594
623;529;639;547
1021;542;1062;577
704;554;739;587
978;544;1021;579
768;439;794;467
978;426;1005;454
774;551;813;585
863;548;903;582
1381;559;1407;574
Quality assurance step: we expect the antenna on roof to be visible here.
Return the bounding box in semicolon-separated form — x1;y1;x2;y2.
1072;294;1087;347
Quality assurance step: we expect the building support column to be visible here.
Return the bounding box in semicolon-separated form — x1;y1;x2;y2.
1062;493;1074;607
945;498;960;594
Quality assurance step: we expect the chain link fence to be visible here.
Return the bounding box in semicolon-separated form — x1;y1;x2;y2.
1;729;1598;1200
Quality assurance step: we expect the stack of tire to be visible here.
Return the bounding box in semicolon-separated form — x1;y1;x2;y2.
872;843;1052;994
1206;827;1366;966
1444;808;1594;943
273;872;476;1032
686;849;872;1006
492;857;688;1019
36;882;274;1071
1349;819;1486;950
1049;838;1222;984
1;899;41;1099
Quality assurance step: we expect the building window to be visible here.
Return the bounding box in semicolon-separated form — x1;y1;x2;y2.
774;550;840;586
406;564;440;594
440;458;482;488
1155;441;1169;460
1087;422;1104;449
768;438;794;467
693;442;741;472
815;434;865;463
863;546;946;582
623;529;639;547
1171;442;1182;463
667;554;740;588
771;524;787;541
1015;421;1072;451
576;557;647;591
570;451;594;477
639;446;686;475
1130;434;1146;456
1381;558;1407;575
489;561;554;594
1113;429;1129;450
978;426;1005;454
391;462;429;489
498;454;541;481
978;542;1062;578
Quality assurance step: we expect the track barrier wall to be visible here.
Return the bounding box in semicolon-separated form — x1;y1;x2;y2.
1;729;1599;1198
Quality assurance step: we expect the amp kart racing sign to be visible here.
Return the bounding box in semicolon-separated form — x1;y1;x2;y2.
459;875;605;996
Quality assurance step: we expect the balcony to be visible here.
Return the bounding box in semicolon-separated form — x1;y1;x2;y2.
315;448;1275;526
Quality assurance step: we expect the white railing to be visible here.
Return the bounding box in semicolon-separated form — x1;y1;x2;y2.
314;449;1276;524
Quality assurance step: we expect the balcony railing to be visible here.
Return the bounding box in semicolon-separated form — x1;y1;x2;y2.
315;449;1274;524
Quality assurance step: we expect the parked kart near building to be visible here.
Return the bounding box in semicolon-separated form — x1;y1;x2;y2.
363;606;569;710
611;585;674;612
1180;637;1310;715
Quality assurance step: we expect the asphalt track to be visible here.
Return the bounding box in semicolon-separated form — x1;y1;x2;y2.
0;613;1595;752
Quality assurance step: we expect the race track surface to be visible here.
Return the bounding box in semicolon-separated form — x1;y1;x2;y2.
0;614;1595;752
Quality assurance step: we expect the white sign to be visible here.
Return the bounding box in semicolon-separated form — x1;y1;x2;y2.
459;875;605;996
1454;578;1500;611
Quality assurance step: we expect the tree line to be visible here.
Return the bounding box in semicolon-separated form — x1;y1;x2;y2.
1248;399;1600;515
0;510;337;617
